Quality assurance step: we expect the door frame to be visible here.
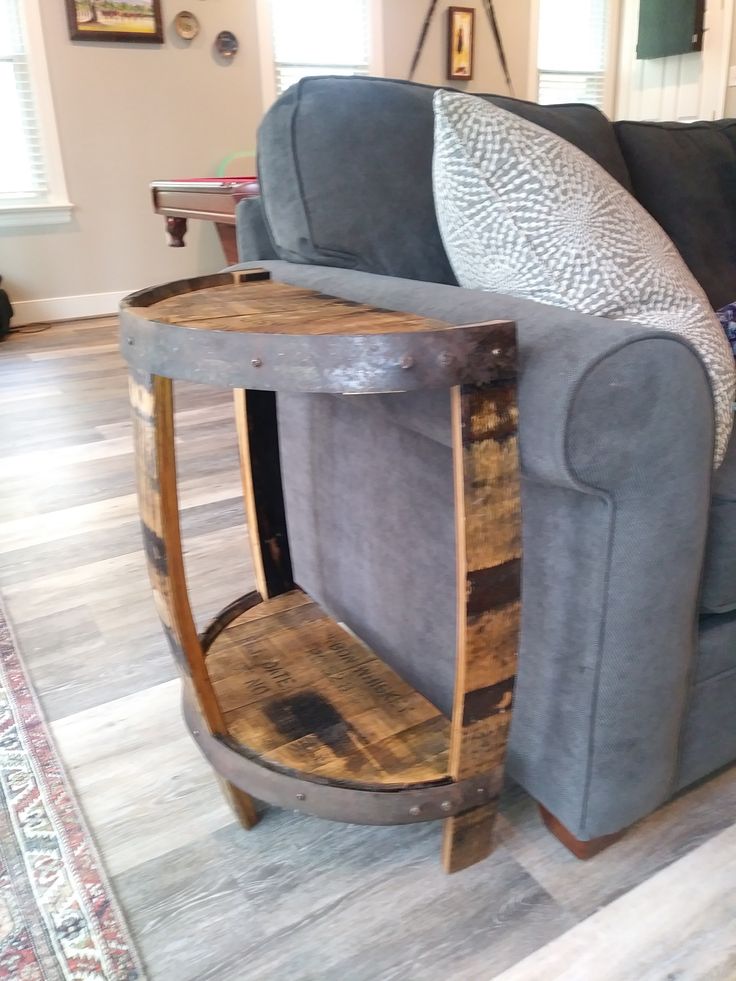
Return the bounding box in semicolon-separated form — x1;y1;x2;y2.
614;0;733;121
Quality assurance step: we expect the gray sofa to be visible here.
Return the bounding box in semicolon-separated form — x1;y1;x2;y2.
234;75;736;850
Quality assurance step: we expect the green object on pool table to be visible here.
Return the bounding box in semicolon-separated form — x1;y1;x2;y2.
215;151;255;178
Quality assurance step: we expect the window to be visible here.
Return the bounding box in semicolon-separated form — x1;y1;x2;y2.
537;0;612;112
0;0;44;199
0;0;71;225
267;0;373;98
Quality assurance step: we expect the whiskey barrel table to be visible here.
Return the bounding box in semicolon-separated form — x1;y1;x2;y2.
119;269;521;873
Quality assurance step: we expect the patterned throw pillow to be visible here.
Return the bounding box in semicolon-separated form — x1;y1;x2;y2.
433;89;735;465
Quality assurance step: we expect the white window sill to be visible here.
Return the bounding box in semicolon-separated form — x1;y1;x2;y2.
0;201;74;228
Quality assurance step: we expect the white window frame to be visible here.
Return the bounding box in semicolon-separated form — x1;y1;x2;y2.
528;0;621;118
1;0;72;228
255;0;384;112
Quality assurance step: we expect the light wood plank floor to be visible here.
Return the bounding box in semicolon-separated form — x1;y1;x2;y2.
1;318;735;981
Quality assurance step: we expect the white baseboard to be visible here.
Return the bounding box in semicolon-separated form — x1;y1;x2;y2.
11;290;134;327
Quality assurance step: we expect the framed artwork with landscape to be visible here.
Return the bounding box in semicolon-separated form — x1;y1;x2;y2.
447;7;475;81
65;1;164;43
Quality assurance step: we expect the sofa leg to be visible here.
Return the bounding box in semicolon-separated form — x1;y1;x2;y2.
538;804;625;859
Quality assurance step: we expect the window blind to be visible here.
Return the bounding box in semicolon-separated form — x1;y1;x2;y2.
270;0;371;97
0;0;46;200
537;0;609;110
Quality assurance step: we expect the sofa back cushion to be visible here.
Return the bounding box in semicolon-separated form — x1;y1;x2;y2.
257;75;631;283
614;120;736;310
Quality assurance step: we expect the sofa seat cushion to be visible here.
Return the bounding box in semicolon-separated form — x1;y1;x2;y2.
432;89;735;465
614;119;736;310
701;425;736;612
257;75;631;285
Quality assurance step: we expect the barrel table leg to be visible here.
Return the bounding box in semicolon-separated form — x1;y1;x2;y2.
129;368;259;829
217;777;258;829
442;369;522;873
233;388;293;601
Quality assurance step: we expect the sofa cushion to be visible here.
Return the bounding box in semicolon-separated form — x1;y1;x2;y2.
257;75;631;285
614;119;736;310
701;425;736;612
696;610;736;680
432;90;735;464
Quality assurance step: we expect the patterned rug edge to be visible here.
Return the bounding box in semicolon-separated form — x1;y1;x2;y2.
0;596;146;980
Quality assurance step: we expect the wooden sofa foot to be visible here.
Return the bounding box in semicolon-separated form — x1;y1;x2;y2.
538;804;625;859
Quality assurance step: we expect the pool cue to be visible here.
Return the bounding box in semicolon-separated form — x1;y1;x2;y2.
409;0;439;80
482;0;515;95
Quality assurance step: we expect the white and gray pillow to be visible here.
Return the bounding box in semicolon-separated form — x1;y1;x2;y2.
432;89;735;465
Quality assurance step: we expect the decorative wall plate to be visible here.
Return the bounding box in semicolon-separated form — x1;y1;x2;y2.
174;11;200;40
215;30;239;58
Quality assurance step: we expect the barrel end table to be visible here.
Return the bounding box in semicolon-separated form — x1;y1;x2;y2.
120;269;521;874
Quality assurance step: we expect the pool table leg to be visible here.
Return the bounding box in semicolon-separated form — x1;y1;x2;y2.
165;216;187;248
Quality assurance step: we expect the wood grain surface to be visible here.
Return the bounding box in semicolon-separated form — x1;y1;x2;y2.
140;279;452;335
443;366;521;873
129;366;258;828
129;369;225;732
207;590;450;788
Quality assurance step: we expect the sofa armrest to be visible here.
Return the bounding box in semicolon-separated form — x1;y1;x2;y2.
230;260;716;839
231;260;715;491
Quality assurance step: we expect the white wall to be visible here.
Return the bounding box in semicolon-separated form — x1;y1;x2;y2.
0;0;534;324
725;0;736;116
0;0;263;325
382;0;533;99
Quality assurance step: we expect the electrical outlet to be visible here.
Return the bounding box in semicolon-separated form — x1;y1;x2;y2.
729;65;736;88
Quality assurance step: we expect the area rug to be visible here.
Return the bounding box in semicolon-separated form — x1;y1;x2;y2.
0;602;144;980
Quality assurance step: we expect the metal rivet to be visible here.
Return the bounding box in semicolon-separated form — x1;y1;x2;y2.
491;347;502;357
477;787;486;796
409;805;421;817
438;351;453;367
399;354;414;370
296;792;306;801
251;358;263;368
440;800;452;812
192;729;200;737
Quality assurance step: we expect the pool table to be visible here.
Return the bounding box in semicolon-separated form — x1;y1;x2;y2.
150;177;260;264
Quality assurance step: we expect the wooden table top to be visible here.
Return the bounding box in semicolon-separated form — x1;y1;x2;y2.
141;277;451;336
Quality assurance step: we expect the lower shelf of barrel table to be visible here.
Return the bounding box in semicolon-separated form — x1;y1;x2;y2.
188;589;500;825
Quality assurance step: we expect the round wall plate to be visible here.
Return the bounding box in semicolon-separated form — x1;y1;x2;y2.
174;11;200;40
215;30;239;58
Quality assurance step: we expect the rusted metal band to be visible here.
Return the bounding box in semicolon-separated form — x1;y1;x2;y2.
182;691;501;826
199;591;264;654
119;272;516;395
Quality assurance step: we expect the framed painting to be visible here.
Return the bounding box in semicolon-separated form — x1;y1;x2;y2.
447;7;475;81
65;1;164;43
